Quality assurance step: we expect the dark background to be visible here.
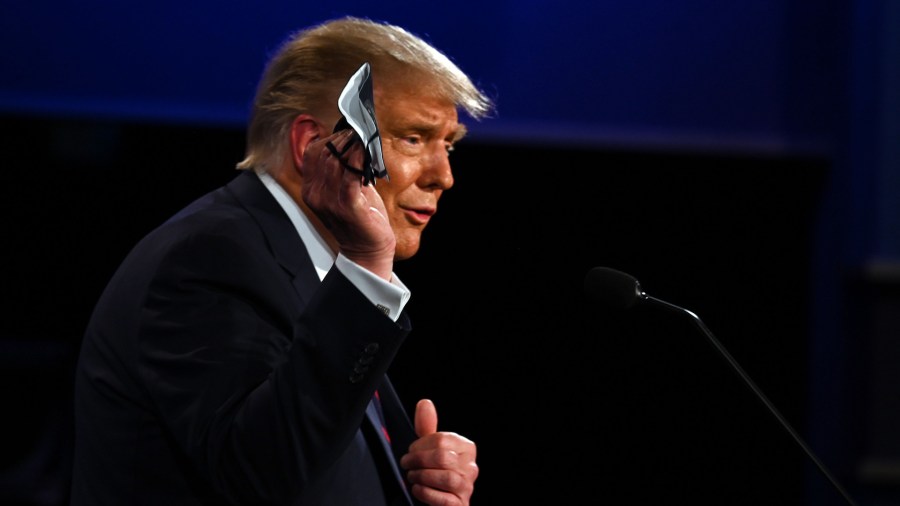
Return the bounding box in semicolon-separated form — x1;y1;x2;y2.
2;1;899;505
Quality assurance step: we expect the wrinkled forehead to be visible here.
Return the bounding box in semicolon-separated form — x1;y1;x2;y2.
371;62;453;103
373;80;458;121
320;61;458;133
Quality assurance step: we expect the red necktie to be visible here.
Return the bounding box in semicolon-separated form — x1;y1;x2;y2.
373;389;391;444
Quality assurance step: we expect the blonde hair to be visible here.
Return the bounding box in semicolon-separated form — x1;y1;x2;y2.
236;16;494;172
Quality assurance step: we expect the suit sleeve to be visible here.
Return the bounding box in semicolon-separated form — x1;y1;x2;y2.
135;229;410;503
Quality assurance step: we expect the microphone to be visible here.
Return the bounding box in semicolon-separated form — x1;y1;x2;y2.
583;266;858;506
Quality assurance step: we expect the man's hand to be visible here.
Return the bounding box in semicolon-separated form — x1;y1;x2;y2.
400;399;479;506
300;128;395;280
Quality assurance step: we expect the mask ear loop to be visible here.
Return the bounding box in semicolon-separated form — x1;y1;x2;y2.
324;135;365;178
328;115;377;185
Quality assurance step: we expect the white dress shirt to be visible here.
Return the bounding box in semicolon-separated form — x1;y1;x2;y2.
257;171;410;321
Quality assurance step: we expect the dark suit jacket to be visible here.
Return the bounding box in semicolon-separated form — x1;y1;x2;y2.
71;170;422;505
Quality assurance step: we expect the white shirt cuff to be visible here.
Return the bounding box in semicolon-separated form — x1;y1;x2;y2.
334;253;411;322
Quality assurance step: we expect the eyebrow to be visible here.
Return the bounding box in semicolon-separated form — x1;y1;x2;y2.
453;124;468;143
392;118;467;144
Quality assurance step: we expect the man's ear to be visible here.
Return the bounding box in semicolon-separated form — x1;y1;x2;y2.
289;114;324;169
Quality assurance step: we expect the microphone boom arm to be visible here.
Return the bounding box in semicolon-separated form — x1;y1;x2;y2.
641;292;858;506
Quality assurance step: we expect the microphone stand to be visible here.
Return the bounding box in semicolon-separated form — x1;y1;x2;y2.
640;292;859;506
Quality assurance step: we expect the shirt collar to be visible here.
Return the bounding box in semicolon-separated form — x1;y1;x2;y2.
256;171;334;282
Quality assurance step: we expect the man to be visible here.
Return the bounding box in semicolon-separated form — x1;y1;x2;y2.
70;16;493;506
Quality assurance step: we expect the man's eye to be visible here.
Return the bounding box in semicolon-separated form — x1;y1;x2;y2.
403;136;421;145
445;143;455;154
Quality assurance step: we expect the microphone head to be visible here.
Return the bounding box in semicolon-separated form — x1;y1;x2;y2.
583;266;644;311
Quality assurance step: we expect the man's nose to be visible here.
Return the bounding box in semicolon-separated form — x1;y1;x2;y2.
421;147;454;190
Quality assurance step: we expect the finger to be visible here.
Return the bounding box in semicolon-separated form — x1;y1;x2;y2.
328;130;364;164
415;399;438;437
315;131;365;194
410;483;466;506
407;467;476;506
407;467;477;492
401;433;476;470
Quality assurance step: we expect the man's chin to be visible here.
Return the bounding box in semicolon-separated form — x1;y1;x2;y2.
393;247;419;261
392;234;422;261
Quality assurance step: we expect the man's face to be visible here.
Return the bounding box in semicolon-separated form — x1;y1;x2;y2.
372;83;464;260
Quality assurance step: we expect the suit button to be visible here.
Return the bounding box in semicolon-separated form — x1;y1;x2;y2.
364;343;380;355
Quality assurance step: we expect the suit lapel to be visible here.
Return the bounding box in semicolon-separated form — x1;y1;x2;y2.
378;377;417;455
224;171;321;305
365;400;414;505
377;378;426;505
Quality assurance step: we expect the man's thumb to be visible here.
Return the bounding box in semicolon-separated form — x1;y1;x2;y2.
414;398;438;437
